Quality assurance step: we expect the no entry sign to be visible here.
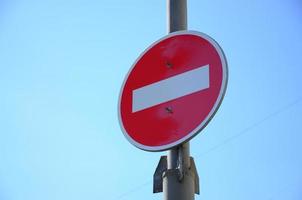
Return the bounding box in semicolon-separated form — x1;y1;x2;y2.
118;31;228;151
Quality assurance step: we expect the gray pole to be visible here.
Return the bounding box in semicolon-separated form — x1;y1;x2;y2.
167;0;187;32
167;0;188;170
164;1;196;200
153;1;199;199
165;143;195;200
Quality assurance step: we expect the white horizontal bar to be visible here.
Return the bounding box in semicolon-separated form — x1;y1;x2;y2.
132;65;210;112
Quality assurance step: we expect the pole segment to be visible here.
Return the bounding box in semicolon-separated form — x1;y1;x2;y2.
164;1;196;200
167;0;187;32
153;1;199;199
167;0;188;169
165;143;195;200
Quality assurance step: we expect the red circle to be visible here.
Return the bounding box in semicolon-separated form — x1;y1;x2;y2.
118;31;227;151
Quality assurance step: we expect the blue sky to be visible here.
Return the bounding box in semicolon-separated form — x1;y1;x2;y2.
0;0;301;200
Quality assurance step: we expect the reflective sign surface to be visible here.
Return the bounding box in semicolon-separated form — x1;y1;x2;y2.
118;31;228;151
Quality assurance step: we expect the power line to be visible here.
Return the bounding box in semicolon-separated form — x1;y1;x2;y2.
197;97;302;157
113;97;302;200
114;180;152;200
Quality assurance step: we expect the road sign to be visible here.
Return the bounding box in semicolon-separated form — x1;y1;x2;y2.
118;31;228;151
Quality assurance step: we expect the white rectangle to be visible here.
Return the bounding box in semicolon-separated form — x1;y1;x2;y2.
132;65;210;112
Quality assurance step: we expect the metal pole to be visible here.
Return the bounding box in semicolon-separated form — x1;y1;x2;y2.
167;0;188;171
164;1;196;200
153;1;199;199
165;143;195;200
167;0;187;32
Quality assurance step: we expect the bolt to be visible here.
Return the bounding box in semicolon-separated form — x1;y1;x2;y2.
166;61;173;68
165;106;173;113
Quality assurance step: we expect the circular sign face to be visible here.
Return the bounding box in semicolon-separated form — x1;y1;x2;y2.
118;31;228;151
